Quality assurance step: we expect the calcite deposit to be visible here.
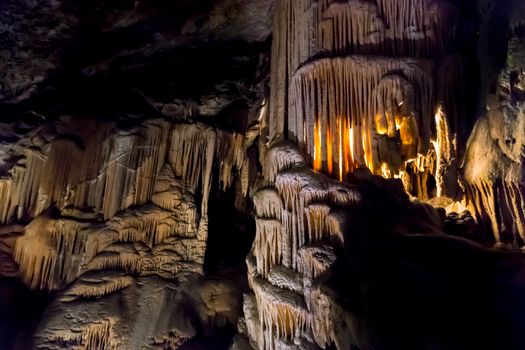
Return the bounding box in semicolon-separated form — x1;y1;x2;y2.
233;0;525;350
1;0;525;349
0;116;255;349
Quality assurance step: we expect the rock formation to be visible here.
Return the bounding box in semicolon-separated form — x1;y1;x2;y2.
0;115;255;348
463;0;525;247
0;0;525;349
233;0;525;350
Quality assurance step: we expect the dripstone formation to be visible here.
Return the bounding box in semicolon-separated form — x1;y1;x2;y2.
233;0;525;350
1;0;525;349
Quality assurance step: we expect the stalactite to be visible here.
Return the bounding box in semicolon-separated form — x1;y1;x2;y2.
254;218;282;277
86;251;142;275
297;243;337;280
304;203;330;242
6;117;253;290
49;318;120;350
289;56;435;178
216;131;246;191
464;180;525;247
245;0;469;348
253;276;310;345
13;183;202;290
254;188;283;219
13;214;88;290
62;274;134;300
268;0;459;144
276;169;328;269
0;119;170;223
169;123;216;219
325;210;348;246
247;142;368;350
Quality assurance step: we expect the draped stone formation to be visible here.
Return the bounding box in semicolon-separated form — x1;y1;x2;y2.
462;4;525;248
238;143;363;350
0;116;250;348
262;0;525;249
235;1;471;349
268;0;464;202
235;139;446;350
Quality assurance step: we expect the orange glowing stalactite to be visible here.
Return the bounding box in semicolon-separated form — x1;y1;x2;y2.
313;119;322;172
326;124;333;175
312;118;377;180
337;119;343;181
362;125;374;174
348;127;355;170
431;106;450;197
341;119;351;176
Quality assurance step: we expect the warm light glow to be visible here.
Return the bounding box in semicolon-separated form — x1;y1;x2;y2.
362;127;374;174
399;116;416;146
337;119;343;181
445;201;469;215
313;119;322;172
431;106;450;197
375;113;388;135
326;124;333;175
381;162;391;178
395;115;403;130
348;127;355;168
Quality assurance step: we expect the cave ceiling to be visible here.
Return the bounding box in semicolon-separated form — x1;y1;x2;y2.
0;0;274;122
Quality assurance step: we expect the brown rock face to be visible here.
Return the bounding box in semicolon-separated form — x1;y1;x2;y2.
0;115;256;348
463;3;525;247
234;1;525;350
1;0;525;350
0;0;275;345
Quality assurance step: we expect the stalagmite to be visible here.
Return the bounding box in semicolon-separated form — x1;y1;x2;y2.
240;0;471;349
246;141;366;350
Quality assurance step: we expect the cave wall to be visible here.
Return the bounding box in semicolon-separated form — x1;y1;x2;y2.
0;0;525;349
462;0;525;247
0;1;274;349
234;0;525;350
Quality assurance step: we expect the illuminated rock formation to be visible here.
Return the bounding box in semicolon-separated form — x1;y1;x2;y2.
268;0;464;202
235;140;445;350
0;115;253;347
1;0;525;349
463;5;525;247
234;0;517;349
